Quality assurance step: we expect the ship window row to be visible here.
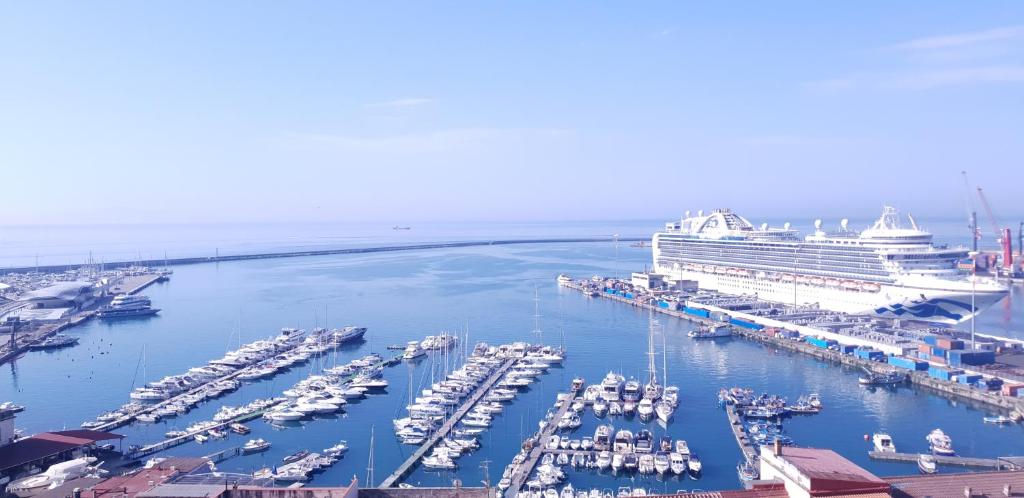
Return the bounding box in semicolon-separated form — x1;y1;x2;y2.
656;245;887;269
655;257;892;282
656;248;887;273
657;243;885;265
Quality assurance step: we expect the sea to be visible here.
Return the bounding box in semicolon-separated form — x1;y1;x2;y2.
1;219;1022;492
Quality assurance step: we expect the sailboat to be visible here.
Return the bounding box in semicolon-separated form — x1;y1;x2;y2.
655;331;674;423
643;315;662;401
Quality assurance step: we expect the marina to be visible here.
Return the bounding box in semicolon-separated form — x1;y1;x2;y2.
5;240;1024;493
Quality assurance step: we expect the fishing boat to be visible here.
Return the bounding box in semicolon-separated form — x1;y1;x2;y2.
926;429;955;456
737;460;759;482
242;438;271;454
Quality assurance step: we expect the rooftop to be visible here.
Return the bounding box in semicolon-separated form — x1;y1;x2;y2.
887;470;1024;498
651;483;789;498
762;446;891;495
21;281;94;301
0;430;122;473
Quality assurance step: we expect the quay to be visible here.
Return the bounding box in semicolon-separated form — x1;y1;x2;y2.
0;237;645;274
867;451;1023;470
725;404;758;463
379;358;518;488
108;273;167;295
561;280;1024;414
506;387;577;497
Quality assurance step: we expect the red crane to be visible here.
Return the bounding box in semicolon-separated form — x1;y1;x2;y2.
976;187;1013;272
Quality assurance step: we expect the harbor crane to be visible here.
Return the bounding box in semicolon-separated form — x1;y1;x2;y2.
976;186;1014;274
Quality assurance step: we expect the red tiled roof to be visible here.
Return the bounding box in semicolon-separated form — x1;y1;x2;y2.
651;483;789;498
0;430;121;472
775;447;890;494
887;470;1024;498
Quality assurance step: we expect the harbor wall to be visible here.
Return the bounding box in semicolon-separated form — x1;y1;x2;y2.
0;238;645;273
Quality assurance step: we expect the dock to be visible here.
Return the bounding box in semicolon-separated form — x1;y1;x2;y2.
379;358;518;488
109;273;167;295
506;388;576;497
725;404;758;463
868;451;1021;470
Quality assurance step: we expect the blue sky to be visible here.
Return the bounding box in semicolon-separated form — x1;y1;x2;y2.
1;2;1021;224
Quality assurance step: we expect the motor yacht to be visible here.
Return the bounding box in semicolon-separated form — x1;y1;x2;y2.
926;428;955;456
872;433;896;453
242;439;271;454
669;452;686;475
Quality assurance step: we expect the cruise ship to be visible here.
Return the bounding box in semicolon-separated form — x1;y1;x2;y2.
651;207;1008;324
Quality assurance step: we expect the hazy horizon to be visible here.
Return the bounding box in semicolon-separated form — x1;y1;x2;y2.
2;3;1022;225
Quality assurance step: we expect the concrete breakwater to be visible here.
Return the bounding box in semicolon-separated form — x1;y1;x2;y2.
0;237;645;273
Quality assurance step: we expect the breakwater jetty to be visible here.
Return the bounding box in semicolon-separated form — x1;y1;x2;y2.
1;237;645;273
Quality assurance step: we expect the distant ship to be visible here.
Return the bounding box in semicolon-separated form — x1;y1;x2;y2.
393;225;411;230
652;206;1008;324
97;294;160;319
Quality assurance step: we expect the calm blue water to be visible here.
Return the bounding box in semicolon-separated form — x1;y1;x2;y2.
2;241;1023;492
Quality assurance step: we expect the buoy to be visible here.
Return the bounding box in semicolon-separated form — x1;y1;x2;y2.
863;434;869;441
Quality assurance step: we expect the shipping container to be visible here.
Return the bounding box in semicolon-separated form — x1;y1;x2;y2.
855;348;885;361
927;367;962;381
888;355;928;371
956;374;982;385
947;339;965;350
683;307;710;318
729;318;764;331
947;350;996;367
931;346;948;357
839;344;856;354
918;344;932;354
923;335;938;346
1002;384;1024;397
930;355;946;365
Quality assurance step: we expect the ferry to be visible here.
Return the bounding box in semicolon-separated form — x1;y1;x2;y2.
652;207;1009;324
97;294;160;319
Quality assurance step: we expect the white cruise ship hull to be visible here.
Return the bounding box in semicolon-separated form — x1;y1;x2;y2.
655;266;1006;324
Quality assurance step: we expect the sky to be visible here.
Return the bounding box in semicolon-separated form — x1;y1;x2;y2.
1;2;1022;225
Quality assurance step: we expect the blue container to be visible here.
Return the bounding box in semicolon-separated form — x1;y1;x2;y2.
729;318;763;331
855;348;884;361
931;346;948;357
657;301;669;309
605;288;615;294
888;356;928;371
957;374;982;385
840;345;856;354
624;292;634;299
923;335;938;346
948;351;996;367
683;307;709;318
927;367;963;381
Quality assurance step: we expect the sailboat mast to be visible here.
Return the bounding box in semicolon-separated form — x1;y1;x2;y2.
647;315;657;386
532;286;542;345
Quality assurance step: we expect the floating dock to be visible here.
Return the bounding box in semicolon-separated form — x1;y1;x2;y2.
379;358;518;488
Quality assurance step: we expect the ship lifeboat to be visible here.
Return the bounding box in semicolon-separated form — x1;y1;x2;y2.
861;282;881;292
756;271;767;279
726;268;740;276
715;267;728;275
781;274;795;283
737;269;752;277
685;263;698;271
703;265;716;273
810;277;825;286
825;278;840;287
796;275;811;284
840;281;860;290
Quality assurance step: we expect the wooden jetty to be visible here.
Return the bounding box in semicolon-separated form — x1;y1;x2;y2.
378;358;518;488
868;451;1019;470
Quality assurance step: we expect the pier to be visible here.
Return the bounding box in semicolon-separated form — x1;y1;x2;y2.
379;358;518;488
506;388;577;497
109;273;167;295
724;404;758;463
867;451;1022;470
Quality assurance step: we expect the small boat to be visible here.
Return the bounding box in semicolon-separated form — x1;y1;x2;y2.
687;454;702;475
207;429;227;439
737;460;758;482
283;450;310;463
653;453;670;475
926;428;955;456
324;440;348;455
230;423;251;434
872;432;896;453
670;452;686;475
194;434;209;443
918;454;937;474
242;438;271;454
983;415;1014;425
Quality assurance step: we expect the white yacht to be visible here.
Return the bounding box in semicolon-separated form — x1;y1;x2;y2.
652;207;1009;324
7;458;99;494
926;428;955;455
402;341;426;360
872;432;896;453
600;372;624;402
